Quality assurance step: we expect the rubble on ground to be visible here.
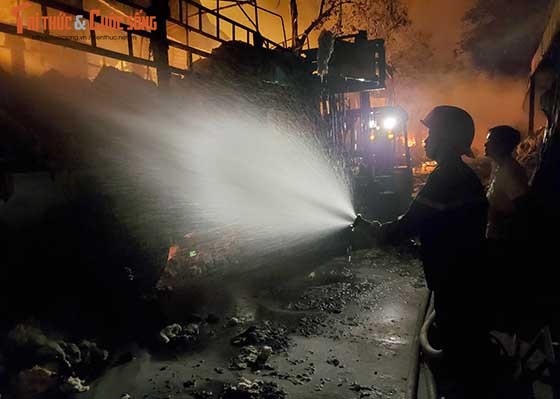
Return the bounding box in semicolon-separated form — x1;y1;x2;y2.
60;376;90;393
158;323;200;346
229;345;273;371
14;365;58;398
4;323;108;397
7;324;71;371
58;342;81;366
296;316;327;337
221;377;287;399
77;340;109;370
158;227;244;287
0;248;422;397
292;279;375;313
6;324;108;371
231;323;290;352
228;322;287;372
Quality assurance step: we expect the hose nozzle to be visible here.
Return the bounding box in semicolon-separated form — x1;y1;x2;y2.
351;214;383;241
351;214;367;229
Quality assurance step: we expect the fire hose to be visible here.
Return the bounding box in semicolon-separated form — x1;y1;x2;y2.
420;300;444;359
405;290;441;399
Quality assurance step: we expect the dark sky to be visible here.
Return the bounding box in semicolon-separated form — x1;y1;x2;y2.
407;0;552;76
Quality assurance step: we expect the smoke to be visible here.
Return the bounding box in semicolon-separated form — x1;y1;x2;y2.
394;0;546;152
397;70;528;152
285;0;545;152
407;0;474;64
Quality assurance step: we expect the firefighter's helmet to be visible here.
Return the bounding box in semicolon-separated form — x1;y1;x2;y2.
421;106;475;157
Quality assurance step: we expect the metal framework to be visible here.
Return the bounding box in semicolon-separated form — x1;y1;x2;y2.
0;0;284;82
206;0;288;46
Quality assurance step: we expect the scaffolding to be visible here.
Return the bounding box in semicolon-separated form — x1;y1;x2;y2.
0;0;285;83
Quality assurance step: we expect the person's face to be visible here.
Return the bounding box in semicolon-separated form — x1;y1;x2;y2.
484;132;502;160
424;130;438;160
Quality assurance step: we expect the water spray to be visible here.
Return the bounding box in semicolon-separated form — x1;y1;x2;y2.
346;214;367;263
347;223;355;264
81;75;360;277
351;214;365;229
17;69;360;280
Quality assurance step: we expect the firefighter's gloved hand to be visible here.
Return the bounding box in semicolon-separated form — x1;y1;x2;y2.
352;214;368;228
352;214;382;238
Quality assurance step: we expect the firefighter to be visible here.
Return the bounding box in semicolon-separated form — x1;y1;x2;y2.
355;106;492;396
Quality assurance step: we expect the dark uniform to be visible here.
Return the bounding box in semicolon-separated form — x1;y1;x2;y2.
382;159;488;290
381;157;490;380
354;105;494;396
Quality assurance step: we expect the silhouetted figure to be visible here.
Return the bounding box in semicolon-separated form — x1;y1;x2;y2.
485;126;529;242
484;126;529;329
355;106;492;397
521;86;560;323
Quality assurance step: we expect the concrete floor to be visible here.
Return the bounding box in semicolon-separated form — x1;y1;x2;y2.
79;248;428;399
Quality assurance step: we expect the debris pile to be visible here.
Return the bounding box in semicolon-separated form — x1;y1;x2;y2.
292;279;375;314
60;376;90;394
159;323;200;347
229;345;273;371
14;365;58;398
3;324;108;397
159;227;244;287
296;316;327;337
231;323;290;352
221;377;287;399
227;322;288;372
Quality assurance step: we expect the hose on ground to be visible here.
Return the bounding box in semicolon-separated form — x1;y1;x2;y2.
408;292;438;399
421;361;438;399
405;290;432;399
420;299;444;359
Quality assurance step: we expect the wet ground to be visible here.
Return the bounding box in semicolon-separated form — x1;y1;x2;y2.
79;247;427;399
